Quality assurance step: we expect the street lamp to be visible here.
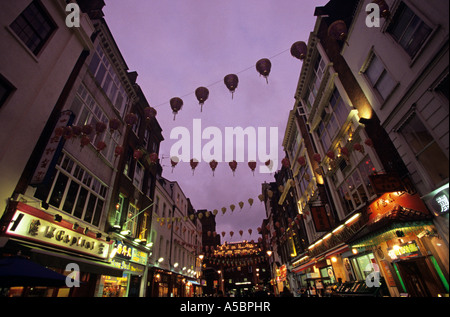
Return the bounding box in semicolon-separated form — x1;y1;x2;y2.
266;250;273;257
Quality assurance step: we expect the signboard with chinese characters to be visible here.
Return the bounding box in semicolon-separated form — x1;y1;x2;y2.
5;203;109;259
310;205;331;232
423;184;449;216
30;111;74;185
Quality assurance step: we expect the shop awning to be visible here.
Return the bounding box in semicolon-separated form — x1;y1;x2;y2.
30;247;123;277
0;256;68;287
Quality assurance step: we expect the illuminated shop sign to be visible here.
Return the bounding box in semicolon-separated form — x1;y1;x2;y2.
387;241;421;260
423;184;449;216
114;241;148;265
6;208;108;259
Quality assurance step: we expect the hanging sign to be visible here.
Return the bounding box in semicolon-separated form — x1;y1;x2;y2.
30;111;74;185
310;205;331;232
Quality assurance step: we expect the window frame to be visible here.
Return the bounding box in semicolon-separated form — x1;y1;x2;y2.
9;0;57;56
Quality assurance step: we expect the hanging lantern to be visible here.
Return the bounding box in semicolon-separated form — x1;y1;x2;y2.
290;41;308;60
313;153;322;163
195;87;209;112
224;74;239;99
239;230;243;237
258;194;264;202
63;126;73;140
71;125;82;138
114;145;124;157
209;159;218;176
95;122;107;135
229;160;238;176
82;124;93;136
221;207;227;215
170;97;183;121
275;221;280;228
328;20;348;41
282;157;290;168
109;118;121;133
248;198;254;207
230;204;236;212
248;161;257;175
96;140;106;152
372;0;390;18
144;107;157;120
124;113;138;126
80;135;90;148
365;138;374;147
133;149;143;160
297;156;307;166
148;152;158;164
239;201;244;210
326;150;336;160
190;158;199;175
170;156;179;173
256;58;272;84
353;142;365;154
265;159;273;171
213;209;218;216
54;126;65;137
229;231;234;238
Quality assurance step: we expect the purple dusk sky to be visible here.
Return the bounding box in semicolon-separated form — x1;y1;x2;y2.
103;0;328;243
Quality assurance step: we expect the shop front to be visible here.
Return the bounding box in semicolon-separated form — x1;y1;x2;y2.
349;190;449;297
0;201;121;297
97;239;148;297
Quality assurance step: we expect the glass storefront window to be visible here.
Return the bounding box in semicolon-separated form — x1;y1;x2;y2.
100;274;128;297
351;253;375;281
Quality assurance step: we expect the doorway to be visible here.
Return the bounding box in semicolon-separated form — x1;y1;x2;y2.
395;257;444;297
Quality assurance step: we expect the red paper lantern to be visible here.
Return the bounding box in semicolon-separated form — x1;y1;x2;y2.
114;145;124;157
297;156;306;166
229;160;238;175
71;125;82;137
148;152;158;164
365;138;374;147
326;150;335;160
209;160;218;176
256;58;272;84
170;97;183;121
170;156;179;172
95;122;107;135
133;149;143;160
144;107;157;120
109;118;120;132
82;124;93;135
96;140;106;152
282;157;290;168
190;158;199;175
195;87;209;112
63;126;73;140
248;161;257;175
313;153;322;163
290;41;308;60
224;74;239;99
328;20;348;41
124;113;138;126
80;135;90;148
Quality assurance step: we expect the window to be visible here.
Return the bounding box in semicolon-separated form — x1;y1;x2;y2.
124;203;138;235
41;154;107;227
88;45;128;115
401;115;449;186
306;56;326;110
388;2;432;58
70;85;121;163
0;74;15;109
337;158;377;215
9;0;57;55
133;161;144;191
365;55;396;100
436;75;449;101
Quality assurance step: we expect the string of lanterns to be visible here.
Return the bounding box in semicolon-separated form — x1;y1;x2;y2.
169;157;274;176
158;40;310;121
